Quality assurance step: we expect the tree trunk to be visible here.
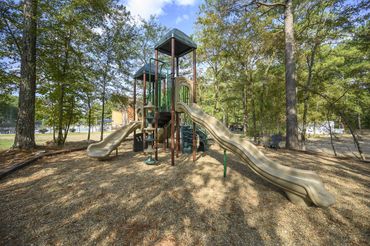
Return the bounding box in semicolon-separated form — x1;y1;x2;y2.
56;83;65;145
14;0;37;149
259;55;273;138
250;74;257;142
62;98;74;144
100;80;106;141
284;0;299;150
259;84;265;137
52;119;56;143
56;37;69;146
327;110;337;157
87;94;92;141
301;43;318;148
242;83;248;135
100;54;110;141
357;113;361;131
222;106;229;126
339;111;365;161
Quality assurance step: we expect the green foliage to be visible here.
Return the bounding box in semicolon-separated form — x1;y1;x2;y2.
0;95;17;127
0;0;22;100
196;0;369;138
1;0;368;149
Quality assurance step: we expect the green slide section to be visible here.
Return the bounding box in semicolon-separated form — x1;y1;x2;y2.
177;102;335;207
87;121;141;159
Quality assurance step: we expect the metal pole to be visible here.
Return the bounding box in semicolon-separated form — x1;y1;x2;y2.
155;50;159;160
192;49;197;162
176;57;179;76
143;73;146;151
133;79;137;150
134;79;136;121
170;38;175;166
223;149;227;177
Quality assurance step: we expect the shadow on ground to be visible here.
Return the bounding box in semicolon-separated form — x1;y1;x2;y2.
0;141;369;245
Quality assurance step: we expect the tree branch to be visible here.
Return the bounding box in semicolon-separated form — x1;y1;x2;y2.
254;1;286;8
3;18;22;56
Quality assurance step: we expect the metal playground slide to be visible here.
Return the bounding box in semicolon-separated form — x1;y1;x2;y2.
87;121;141;159
177;102;335;207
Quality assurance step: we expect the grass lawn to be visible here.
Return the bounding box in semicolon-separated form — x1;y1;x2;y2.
0;139;13;151
0;131;110;151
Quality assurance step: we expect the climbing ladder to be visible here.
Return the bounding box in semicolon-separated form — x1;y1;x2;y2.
181;124;208;153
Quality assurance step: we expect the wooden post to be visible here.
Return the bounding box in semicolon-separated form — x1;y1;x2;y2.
143;73;146;151
192;49;197;162
155;50;159;160
170;38;175;166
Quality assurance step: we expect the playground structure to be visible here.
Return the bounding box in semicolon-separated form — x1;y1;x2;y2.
87;28;335;207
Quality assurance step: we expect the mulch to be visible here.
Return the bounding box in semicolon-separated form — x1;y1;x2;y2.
0;141;94;179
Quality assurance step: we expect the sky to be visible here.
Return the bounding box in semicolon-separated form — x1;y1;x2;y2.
123;0;201;35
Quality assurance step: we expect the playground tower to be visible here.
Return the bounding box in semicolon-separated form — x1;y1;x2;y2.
133;28;197;165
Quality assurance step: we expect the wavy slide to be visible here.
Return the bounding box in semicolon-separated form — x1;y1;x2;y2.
177;102;335;207
87;121;141;159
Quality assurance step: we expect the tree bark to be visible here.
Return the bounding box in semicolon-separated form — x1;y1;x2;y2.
326;110;337;157
87;93;92;141
339;111;365;161
56;36;70;146
56;83;65;145
301;43;318;148
250;74;257;142
357;113;361;131
14;0;37;149
242;83;248;135
284;0;299;149
100;54;110;141
100;81;106;141
52;120;56;143
62;98;74;144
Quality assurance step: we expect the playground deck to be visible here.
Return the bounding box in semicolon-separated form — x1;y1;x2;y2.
0;141;369;245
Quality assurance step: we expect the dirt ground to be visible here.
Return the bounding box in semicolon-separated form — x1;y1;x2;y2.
305;132;370;160
0;141;369;245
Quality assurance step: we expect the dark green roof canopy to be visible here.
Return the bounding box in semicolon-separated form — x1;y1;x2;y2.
133;64;166;81
155;28;197;57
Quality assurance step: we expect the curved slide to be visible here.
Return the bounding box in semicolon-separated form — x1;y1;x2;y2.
177;102;335;207
87;121;141;159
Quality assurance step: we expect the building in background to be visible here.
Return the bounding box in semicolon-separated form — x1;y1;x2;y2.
111;106;135;129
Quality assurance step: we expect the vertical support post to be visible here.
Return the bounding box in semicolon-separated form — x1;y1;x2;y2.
143;73;147;151
192;49;197;162
116;148;118;156
133;79;137;140
223;149;227;177
176;57;179;76
170;38;175;165
155;50;159;160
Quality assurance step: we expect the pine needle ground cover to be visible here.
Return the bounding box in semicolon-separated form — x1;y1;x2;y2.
0;141;369;245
